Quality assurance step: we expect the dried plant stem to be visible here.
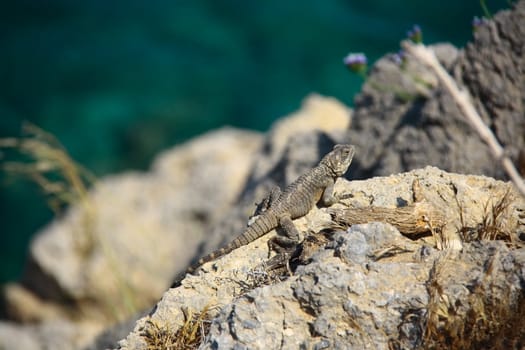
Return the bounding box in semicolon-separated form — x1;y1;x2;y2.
402;41;525;197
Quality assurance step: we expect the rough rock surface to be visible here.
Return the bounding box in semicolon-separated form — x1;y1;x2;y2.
116;167;525;350
206;238;523;349
458;1;525;161
348;0;525;180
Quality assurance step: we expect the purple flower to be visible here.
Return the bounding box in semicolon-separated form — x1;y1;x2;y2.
472;16;489;32
343;52;368;75
392;50;406;65
407;24;423;43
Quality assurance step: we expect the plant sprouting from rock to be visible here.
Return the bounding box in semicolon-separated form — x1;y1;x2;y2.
407;24;423;44
472;16;489;32
142;305;212;350
343;52;368;78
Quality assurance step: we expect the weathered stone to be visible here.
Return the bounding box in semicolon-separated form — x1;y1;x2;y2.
348;2;525;181
1;127;262;349
115;167;525;349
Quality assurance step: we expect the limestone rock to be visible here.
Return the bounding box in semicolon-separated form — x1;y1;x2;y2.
1;127;262;349
458;0;525;162
348;1;525;180
115;167;525;349
0;319;101;350
0;94;351;349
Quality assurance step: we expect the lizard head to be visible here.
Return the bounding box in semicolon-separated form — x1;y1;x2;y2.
321;144;355;177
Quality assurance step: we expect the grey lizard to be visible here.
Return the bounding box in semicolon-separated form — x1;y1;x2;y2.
172;144;355;286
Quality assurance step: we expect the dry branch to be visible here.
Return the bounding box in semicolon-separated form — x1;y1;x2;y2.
330;201;445;237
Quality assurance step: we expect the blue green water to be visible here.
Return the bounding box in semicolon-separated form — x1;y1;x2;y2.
0;0;506;283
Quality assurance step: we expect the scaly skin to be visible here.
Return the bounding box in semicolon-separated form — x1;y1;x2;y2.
173;144;355;285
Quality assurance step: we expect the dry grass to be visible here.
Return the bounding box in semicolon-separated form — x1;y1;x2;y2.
0;122;98;254
458;187;518;247
0;122;101;263
477;188;515;243
423;253;525;349
0;122;96;214
0;122;139;319
142;305;212;350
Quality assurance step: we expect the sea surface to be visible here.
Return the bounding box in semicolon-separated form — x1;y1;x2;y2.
0;0;506;282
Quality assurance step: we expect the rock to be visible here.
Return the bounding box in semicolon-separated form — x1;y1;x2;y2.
458;0;525;162
250;93;351;182
115;167;525;349
1;127;262;349
84;312;147;350
0;322;40;350
348;1;525;180
0;319;101;350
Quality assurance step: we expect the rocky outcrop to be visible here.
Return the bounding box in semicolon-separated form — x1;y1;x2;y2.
1;127;264;349
112;2;525;348
116;167;525;349
458;2;525;162
348;0;525;180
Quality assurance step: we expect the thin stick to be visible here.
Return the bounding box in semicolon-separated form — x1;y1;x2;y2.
402;41;525;196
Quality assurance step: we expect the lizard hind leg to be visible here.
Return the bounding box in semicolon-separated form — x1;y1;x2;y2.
267;215;302;256
278;215;301;241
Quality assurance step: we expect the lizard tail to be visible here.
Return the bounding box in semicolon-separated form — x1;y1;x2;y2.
187;212;279;273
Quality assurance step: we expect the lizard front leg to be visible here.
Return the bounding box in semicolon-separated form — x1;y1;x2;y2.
249;186;282;226
258;186;282;213
320;178;338;206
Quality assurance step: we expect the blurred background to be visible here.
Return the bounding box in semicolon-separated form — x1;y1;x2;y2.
0;0;506;283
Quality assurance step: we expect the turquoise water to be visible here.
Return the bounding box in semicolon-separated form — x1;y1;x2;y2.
0;0;506;282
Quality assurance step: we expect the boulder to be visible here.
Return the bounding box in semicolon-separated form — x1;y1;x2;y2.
1;127;262;349
115;167;525;349
348;0;525;180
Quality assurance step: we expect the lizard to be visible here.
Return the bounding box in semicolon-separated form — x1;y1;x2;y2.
172;144;355;287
